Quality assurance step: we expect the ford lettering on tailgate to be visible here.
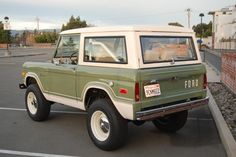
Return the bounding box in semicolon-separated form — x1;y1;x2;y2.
184;79;199;88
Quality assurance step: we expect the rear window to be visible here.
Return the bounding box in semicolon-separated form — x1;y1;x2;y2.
140;36;197;64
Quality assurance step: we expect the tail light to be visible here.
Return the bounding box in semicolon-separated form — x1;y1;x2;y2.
203;74;207;89
135;82;140;102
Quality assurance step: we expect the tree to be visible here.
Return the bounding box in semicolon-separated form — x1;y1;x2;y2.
168;22;184;27
61;15;88;31
0;21;11;43
35;32;58;43
11;33;20;45
192;21;212;38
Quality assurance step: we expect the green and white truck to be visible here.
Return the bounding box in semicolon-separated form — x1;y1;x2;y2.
20;26;209;150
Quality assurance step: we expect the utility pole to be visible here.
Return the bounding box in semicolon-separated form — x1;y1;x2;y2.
3;16;11;56
199;13;204;51
186;8;192;29
36;17;39;32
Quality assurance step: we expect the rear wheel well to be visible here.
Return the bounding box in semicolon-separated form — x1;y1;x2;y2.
85;88;111;110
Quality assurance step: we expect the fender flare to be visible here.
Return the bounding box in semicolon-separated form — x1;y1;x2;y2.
82;82;134;120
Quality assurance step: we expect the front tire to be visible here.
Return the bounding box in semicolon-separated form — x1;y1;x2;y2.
87;99;128;151
25;84;51;121
152;110;188;133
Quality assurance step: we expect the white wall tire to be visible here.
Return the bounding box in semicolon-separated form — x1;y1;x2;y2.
87;99;128;151
25;84;51;121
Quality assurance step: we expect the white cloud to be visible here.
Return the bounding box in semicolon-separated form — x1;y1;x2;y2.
10;21;61;30
1;0;235;29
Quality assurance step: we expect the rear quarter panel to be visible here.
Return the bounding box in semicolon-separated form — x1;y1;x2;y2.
76;65;138;102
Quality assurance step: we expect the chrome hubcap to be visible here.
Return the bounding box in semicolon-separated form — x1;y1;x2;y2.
100;117;110;133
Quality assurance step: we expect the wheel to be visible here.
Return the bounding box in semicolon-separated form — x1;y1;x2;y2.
87;99;128;151
152;110;188;133
25;84;51;121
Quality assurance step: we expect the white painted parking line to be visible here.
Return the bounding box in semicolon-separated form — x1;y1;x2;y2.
0;107;25;111
0;107;87;115
0;149;79;157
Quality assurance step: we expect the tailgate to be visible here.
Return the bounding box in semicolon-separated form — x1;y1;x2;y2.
139;63;206;109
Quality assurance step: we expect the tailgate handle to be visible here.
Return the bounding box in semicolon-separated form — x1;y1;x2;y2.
171;76;177;80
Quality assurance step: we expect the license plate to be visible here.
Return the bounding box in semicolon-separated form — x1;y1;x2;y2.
144;84;161;98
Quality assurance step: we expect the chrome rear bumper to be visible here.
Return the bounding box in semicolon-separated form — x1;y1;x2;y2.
136;97;209;120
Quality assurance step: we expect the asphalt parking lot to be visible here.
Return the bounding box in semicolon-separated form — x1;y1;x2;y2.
0;48;226;157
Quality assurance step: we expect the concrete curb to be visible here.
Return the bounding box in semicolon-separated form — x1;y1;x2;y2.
205;61;221;76
0;53;46;58
207;88;236;157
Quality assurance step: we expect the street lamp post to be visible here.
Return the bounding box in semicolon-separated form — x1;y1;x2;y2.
199;13;204;61
3;16;11;56
199;13;204;50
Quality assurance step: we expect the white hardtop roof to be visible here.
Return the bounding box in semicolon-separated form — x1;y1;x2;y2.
60;25;193;35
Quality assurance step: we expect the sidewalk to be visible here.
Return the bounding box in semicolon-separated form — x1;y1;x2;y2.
203;62;220;82
0;48;52;58
204;62;236;157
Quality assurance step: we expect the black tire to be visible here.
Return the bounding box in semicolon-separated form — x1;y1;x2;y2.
132;120;145;126
152;110;188;133
87;99;128;151
25;84;51;121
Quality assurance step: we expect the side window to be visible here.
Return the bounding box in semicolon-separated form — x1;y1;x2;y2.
84;37;127;64
55;35;80;58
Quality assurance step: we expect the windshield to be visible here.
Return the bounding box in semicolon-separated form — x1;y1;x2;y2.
140;36;197;64
55;35;80;58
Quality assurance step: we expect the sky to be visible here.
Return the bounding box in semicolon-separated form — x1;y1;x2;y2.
1;0;236;30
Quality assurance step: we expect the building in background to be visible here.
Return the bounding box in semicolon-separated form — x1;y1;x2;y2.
209;4;236;49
